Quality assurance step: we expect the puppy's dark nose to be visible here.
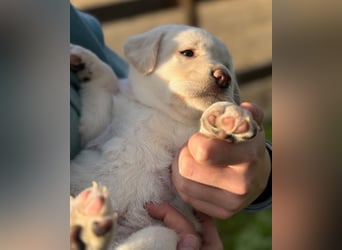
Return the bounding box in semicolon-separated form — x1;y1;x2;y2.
212;68;231;88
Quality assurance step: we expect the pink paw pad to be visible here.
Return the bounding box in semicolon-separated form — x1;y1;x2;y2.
234;120;250;134
207;114;217;126
84;195;105;215
70;54;85;73
70;54;81;65
77;189;91;202
200;102;259;143
221;117;236;131
70;182;118;250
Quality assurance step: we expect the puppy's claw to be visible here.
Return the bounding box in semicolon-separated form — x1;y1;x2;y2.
200;101;259;143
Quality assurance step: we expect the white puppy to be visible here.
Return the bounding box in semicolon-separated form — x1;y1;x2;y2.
70;24;258;250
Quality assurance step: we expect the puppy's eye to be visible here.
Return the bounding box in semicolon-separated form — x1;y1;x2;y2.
180;50;194;57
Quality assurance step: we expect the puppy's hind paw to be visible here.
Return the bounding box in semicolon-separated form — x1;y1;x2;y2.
70;44;96;82
70;182;118;250
70;44;118;92
200;101;260;143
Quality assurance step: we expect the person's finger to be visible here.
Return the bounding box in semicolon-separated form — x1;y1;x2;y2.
195;212;223;250
177;234;200;250
145;203;196;235
187;133;262;166
173;164;248;206
178;192;237;219
240;102;264;126
176;146;252;192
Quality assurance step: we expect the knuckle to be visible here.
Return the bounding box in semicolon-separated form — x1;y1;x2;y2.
229;202;243;213
193;143;210;162
179;192;191;204
189;134;213;162
231;177;251;196
235;183;250;196
177;179;189;193
179;156;195;178
216;209;231;219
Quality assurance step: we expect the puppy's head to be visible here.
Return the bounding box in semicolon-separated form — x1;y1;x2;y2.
124;24;240;123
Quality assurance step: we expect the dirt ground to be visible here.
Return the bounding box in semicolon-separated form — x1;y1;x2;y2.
72;0;272;122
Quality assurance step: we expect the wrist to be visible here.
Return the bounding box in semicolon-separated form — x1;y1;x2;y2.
245;140;272;211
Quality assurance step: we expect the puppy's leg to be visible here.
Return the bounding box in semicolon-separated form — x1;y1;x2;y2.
115;226;178;250
70;44;118;145
70;182;118;250
200;101;260;143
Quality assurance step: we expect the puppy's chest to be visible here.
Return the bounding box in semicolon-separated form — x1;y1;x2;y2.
102;95;197;209
111;95;197;153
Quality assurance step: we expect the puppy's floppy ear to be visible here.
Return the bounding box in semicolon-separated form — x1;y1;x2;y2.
123;27;165;75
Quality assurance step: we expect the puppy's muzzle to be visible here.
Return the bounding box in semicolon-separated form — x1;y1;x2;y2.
212;68;231;88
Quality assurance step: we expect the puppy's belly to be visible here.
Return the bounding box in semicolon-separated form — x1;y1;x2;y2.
102;148;175;216
104;157;176;244
73;93;197;246
92;134;174;223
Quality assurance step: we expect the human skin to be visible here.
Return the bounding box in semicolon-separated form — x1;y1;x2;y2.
147;103;271;249
172;102;271;219
146;203;223;250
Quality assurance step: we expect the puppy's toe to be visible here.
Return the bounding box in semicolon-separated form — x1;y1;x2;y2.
70;182;118;250
70;54;86;73
70;225;86;250
200;101;260;143
70;44;119;92
70;44;95;82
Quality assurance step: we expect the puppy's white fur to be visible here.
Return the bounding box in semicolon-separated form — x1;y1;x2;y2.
71;25;254;249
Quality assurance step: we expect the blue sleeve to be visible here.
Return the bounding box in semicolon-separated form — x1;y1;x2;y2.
70;4;128;159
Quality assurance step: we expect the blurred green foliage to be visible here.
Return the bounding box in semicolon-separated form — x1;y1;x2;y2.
265;124;272;141
216;124;272;250
216;208;272;250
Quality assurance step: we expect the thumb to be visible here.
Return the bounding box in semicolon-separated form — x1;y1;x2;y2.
178;234;200;250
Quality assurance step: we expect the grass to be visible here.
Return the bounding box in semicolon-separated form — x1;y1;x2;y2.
216;208;272;250
216;124;272;250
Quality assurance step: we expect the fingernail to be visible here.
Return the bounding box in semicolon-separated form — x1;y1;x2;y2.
179;234;198;250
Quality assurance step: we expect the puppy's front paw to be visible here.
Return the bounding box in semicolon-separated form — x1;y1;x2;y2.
200;102;259;143
70;182;117;250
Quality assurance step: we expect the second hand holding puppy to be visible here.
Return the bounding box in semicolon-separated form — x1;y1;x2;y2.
146;203;223;250
172;102;271;219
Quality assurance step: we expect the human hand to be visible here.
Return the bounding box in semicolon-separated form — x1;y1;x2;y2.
146;203;223;250
172;102;271;219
